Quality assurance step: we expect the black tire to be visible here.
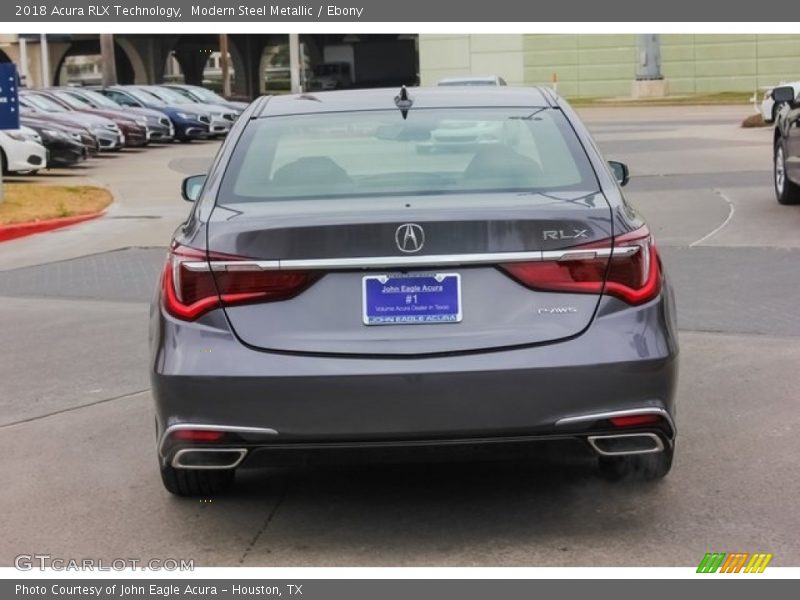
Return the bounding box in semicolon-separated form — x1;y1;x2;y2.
0;149;7;175
598;445;674;482
179;137;193;144
774;141;800;205
160;464;235;496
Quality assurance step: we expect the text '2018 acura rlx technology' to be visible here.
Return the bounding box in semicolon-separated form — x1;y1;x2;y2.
150;86;679;496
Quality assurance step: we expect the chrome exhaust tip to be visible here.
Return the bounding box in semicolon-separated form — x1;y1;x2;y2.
171;448;247;470
587;433;664;456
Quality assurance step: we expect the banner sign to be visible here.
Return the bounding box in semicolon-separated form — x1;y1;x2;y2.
4;0;798;22
0;63;20;131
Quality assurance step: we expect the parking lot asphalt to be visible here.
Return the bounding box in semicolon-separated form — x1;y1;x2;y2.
1;105;799;567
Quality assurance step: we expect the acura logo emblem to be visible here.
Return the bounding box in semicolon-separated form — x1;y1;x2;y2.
395;223;425;253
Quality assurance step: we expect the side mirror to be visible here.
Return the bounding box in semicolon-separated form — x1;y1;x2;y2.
608;161;630;187
181;174;206;202
772;86;796;105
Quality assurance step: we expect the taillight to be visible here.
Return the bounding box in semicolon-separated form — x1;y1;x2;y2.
161;243;318;320
161;244;220;320
602;227;661;305
499;226;661;305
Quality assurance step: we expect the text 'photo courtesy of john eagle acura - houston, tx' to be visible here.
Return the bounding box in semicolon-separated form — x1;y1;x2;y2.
151;85;678;496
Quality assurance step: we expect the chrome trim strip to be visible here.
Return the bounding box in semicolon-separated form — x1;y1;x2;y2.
587;433;664;456
187;246;637;272
555;407;676;439
181;262;209;272
280;251;545;270
544;246;638;261
158;424;278;458
171;448;247;470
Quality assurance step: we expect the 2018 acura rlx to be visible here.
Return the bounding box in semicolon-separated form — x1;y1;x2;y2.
150;86;679;496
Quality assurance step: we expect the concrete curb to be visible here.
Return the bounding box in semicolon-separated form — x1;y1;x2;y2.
0;212;105;243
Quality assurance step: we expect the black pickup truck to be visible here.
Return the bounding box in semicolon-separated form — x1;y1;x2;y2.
773;85;800;205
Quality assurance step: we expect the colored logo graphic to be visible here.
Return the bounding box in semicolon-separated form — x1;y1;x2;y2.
697;552;773;573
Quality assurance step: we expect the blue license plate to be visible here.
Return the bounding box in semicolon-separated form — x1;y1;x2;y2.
362;273;462;325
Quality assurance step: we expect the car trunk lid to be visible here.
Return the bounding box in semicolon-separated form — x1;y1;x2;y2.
206;192;614;356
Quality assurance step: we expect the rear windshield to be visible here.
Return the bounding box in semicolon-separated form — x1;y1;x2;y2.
218;108;598;203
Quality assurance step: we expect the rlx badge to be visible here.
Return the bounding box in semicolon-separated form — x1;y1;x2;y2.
543;229;589;241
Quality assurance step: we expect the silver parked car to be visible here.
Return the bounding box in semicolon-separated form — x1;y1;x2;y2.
151;86;679;495
159;83;249;113
19;92;124;151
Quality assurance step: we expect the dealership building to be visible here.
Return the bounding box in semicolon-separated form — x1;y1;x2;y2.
1;33;798;98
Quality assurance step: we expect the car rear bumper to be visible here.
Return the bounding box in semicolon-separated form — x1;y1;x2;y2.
151;292;679;468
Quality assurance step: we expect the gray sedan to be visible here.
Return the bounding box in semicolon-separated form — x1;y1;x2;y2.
150;86;679;496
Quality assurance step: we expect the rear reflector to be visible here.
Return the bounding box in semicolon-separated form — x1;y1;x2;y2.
609;414;662;428
161;243;319;320
171;429;226;442
499;226;661;305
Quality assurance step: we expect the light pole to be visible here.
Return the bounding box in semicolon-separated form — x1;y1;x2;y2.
219;34;231;98
632;34;667;98
39;33;50;88
18;36;29;87
289;34;301;93
636;34;662;81
100;34;118;86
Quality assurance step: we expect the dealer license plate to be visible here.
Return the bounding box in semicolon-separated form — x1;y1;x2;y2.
362;273;462;325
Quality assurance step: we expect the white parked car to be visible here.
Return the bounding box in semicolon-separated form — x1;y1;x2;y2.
419;118;520;153
0;126;48;174
759;81;800;123
437;76;508;87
